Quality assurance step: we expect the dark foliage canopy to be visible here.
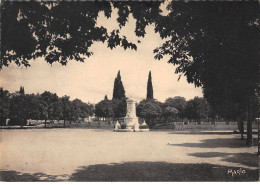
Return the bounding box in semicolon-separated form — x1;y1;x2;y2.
165;96;186;120
136;99;162;126
153;1;260;121
185;97;210;122
95;98;114;118
146;71;154;100
1;1;162;69
1;1;259;124
19;86;25;95
0;87;93;126
0;88;10;125
112;71;126;100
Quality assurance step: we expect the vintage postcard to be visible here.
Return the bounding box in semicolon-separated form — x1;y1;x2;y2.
0;0;259;182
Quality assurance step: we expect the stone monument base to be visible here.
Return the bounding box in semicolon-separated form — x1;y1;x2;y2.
113;128;134;132
139;129;149;132
113;128;149;132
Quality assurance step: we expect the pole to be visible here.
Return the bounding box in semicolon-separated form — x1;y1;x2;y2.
257;54;260;154
257;118;260;155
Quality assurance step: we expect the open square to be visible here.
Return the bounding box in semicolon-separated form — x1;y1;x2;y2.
0;129;258;181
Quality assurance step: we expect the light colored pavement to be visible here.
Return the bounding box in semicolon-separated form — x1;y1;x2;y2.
0;129;258;181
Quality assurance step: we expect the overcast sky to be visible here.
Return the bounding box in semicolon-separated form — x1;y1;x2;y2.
0;4;203;104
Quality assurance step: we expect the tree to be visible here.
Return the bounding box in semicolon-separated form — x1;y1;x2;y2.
60;96;71;127
112;71;127;120
9;94;27;126
112;98;127;120
95;98;114;120
52;98;63;122
112;71;126;100
88;103;95;117
136;99;162;127
8;92;42;126
184;97;210;123
40;91;59;127
153;1;259;146
162;106;178;123
146;71;154;100
2;1;259;145
70;99;91;122
165;96;187;121
1;87;94;127
24;94;42;121
2;1;163;69
0;88;10;125
19;86;25;95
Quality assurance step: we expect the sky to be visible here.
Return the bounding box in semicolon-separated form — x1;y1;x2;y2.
0;3;203;104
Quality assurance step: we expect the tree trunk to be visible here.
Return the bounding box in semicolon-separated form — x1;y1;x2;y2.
44;119;47;128
20;119;24;128
63;119;66;128
246;104;253;146
238;117;244;140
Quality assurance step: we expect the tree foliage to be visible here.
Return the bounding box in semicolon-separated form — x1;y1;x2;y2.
153;2;260;116
1;87;92;127
185;97;210;123
111;71;127;119
152;1;259;144
165;96;187;120
112;71;126;100
1;1;162;69
1;1;259;144
146;71;154;100
161;106;178;123
71;99;92;122
95;97;126;120
9;94;27;126
112;98;127;119
95;97;114;119
24;94;42;120
136;99;162;126
40;91;59;124
0;88;10;125
19;86;25;95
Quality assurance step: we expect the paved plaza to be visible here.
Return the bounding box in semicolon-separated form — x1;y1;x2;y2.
0;129;258;181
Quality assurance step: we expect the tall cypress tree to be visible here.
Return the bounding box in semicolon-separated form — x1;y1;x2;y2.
112;70;126;100
19;86;25;95
146;71;154;99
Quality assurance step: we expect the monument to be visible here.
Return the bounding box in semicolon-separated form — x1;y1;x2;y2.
124;98;138;130
114;98;149;132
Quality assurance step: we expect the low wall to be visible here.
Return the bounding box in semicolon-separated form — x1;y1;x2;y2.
173;122;258;130
3;119;259;130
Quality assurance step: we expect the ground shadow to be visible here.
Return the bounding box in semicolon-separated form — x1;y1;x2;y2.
188;152;259;168
167;131;258;135
69;162;258;182
1;162;258;182
169;137;258;148
0;170;68;182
